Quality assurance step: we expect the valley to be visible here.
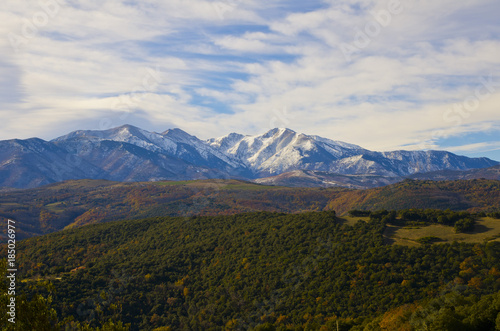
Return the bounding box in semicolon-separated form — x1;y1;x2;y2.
1;178;499;240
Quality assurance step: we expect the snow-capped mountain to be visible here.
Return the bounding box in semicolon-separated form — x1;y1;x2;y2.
207;128;368;176
53;125;249;177
207;128;498;177
0;125;498;189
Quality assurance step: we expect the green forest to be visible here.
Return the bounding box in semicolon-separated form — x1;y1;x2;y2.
2;209;500;330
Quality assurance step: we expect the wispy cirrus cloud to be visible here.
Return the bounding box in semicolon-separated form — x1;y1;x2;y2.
446;141;500;153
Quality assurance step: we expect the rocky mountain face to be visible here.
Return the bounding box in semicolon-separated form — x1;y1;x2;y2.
0;125;497;188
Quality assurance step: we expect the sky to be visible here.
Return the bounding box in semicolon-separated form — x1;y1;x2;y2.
1;0;499;160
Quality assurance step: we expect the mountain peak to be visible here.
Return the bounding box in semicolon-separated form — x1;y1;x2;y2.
109;124;146;136
262;128;296;138
115;124;140;130
207;132;246;149
161;128;199;144
161;128;188;135
161;128;195;138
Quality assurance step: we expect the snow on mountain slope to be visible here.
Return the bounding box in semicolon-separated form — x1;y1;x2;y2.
209;128;371;176
54;125;247;174
208;128;498;177
53;125;177;154
309;135;364;152
161;128;244;169
0;125;497;189
207;133;246;151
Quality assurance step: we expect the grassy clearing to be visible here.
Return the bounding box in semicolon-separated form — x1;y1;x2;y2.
45;179;119;190
384;217;500;246
45;202;66;213
0;203;22;207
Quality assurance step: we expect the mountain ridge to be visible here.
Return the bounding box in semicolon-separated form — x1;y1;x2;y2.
0;124;497;188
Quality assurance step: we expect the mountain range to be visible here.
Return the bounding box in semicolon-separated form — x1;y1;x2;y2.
0;125;498;189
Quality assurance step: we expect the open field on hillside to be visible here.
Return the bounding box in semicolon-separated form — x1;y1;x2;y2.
384;217;500;247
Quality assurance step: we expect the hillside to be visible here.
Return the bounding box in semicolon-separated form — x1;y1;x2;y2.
408;165;500;181
254;170;401;189
4;211;500;330
1;179;499;241
333;179;500;212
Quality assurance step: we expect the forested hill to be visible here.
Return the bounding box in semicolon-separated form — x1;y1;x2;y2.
3;211;500;330
1;178;499;240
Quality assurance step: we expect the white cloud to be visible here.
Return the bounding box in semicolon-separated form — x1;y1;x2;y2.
445;141;500;153
0;0;499;160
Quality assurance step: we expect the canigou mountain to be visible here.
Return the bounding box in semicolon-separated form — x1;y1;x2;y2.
0;125;497;189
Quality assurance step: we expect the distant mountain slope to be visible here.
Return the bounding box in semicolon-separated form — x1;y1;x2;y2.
254;170;402;189
336;178;500;212
1;178;499;240
408;164;500;181
0;125;497;188
55;139;229;182
255;165;500;189
0;138;102;188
